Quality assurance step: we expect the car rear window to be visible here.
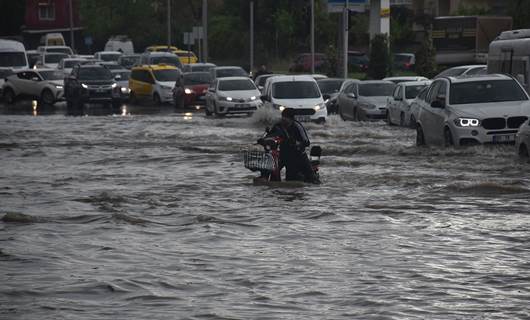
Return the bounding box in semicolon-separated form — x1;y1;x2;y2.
359;83;396;97
273;81;321;99
151;56;182;68
405;85;429;99
450;80;528;104
40;70;64;80
216;68;247;78
218;79;256;91
184;72;211;85
153;69;180;82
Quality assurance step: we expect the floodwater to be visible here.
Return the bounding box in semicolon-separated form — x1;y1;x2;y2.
1;101;530;320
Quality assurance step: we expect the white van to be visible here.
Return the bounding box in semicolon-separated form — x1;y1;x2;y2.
0;39;29;70
261;75;328;123
104;35;134;54
40;33;66;46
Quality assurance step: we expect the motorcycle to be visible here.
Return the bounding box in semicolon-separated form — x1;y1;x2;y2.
243;128;322;184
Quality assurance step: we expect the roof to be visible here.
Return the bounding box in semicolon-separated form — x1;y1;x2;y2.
383;76;428;81
445;73;513;82
214;66;244;70
143;52;177;57
132;64;178;71
267;75;317;83
448;64;486;70
96;51;122;55
399;80;432;86
218;76;253;81
359;80;395;84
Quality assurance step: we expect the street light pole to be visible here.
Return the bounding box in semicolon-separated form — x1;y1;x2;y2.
167;0;171;48
202;0;208;62
250;1;254;77
311;0;315;74
68;0;74;51
343;0;349;78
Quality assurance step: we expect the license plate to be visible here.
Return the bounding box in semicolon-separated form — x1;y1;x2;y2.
492;134;515;143
235;104;250;108
96;89;104;93
295;115;311;122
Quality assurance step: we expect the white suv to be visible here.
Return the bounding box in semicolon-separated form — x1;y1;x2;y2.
261;75;327;123
415;74;530;147
2;69;64;105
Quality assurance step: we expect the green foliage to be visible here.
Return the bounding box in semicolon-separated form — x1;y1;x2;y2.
367;34;390;80
508;0;530;29
415;31;437;78
325;45;338;77
453;3;491;16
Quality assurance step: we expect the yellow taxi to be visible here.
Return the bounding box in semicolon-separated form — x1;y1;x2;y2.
174;50;198;64
145;45;180;53
129;64;182;105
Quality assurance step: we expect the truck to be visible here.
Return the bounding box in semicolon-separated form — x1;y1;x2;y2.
432;16;513;66
488;29;530;93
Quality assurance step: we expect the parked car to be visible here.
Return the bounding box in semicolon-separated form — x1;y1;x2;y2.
393;53;416;71
64;64;121;108
408;86;429;129
205;76;262;116
129;64;181;105
289;53;328;73
118;54;141;69
0;68;14;97
516;119;530;158
181;62;216;73
58;57;88;76
386;80;431;127
415;74;530;147
261;74;327;123
94;51;122;62
433;65;487;79
255;73;282;92
139;52;183;70
317;78;348;114
173;71;211;107
337;80;396;121
383;76;429;84
36;52;70;69
2;69;64;105
210;66;249;82
110;69;131;101
348;51;369;72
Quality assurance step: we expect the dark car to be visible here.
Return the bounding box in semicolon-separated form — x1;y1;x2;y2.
64;64;121;109
317;78;347;114
289;53;328;73
393;53;415;71
348;51;369;72
117;54;141;69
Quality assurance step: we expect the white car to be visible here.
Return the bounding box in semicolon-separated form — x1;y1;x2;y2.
386;80;431;127
36;52;70;69
383;76;429;84
433;65;487;79
416;74;530;147
2;68;64;105
58;57;88;76
0;68;14;97
408;86;429;129
37;45;74;55
337;80;395;121
261;75;327;123
205;76;262;116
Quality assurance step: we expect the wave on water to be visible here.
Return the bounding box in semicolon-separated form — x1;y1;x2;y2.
443;181;530;195
1;212;48;224
249;107;281;127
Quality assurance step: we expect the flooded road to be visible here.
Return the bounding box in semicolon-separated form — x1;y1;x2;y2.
1;101;530;319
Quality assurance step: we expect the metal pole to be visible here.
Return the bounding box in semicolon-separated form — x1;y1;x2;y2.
250;1;254;76
343;0;349;78
167;0;171;48
311;0;315;74
69;0;75;51
202;0;208;62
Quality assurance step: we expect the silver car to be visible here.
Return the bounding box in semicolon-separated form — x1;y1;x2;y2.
2;68;64;105
416;74;530;147
205;76;262;116
337;80;396;121
386;80;431;127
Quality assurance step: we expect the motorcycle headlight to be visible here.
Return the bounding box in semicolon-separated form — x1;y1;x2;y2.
81;83;88;89
185;88;192;94
454;118;480;127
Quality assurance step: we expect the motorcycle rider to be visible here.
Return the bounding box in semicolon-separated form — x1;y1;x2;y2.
263;108;318;183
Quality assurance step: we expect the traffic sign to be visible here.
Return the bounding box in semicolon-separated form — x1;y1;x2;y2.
327;0;367;13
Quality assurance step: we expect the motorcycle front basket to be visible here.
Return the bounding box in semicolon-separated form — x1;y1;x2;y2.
243;149;274;171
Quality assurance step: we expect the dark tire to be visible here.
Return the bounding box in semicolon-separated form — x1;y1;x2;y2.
40;89;55;105
129;91;137;104
444;127;454;147
416;125;426;146
519;144;529;158
205;104;212;116
409;115;416;129
386;111;394;126
153;93;162;106
400;113;405;127
4;88;15;104
213;102;224;117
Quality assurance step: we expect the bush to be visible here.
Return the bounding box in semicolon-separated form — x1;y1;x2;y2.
367;34;390;80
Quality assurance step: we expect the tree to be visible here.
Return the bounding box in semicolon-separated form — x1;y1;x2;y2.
367;34;390;79
415;30;437;78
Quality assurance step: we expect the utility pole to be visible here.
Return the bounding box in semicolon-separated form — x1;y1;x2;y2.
167;0;171;48
69;0;74;51
343;0;349;78
310;0;315;74
250;1;254;76
202;0;208;62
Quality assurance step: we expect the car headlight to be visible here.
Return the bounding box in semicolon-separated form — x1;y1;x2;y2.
111;83;117;89
55;85;63;89
185;88;192;94
313;103;326;111
454;118;480;127
120;87;130;94
250;96;256;101
81;83;88;89
272;104;285;110
221;96;233;101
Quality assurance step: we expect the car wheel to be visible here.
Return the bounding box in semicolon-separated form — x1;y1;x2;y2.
175;96;184;109
3;88;15;104
129;91;137;104
40;89;55;105
353;108;359;121
386;110;394;126
153;93;162;106
416;125;426;146
409;115;416;129
204;102;212;116
400;113;405;127
519;144;529;158
444;127;454;147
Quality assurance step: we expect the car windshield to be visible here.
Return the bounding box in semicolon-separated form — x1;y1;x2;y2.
218;79;256;91
449;80;528;104
0;52;27;67
318;80;344;94
153;69;179;82
45;53;69;63
151;56;181;67
359;83;396;96
47;47;72;55
273;81;320;99
120;56;139;66
100;53;121;62
39;70;64;80
217;68;247;78
394;54;412;63
183;72;211;85
63;59;85;68
78;67;112;80
0;68;14;77
405;85;429;99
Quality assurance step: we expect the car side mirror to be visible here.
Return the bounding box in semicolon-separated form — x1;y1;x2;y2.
347;93;356;99
431;99;444;108
322;94;330;100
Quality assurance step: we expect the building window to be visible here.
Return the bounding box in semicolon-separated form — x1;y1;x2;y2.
38;1;56;21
